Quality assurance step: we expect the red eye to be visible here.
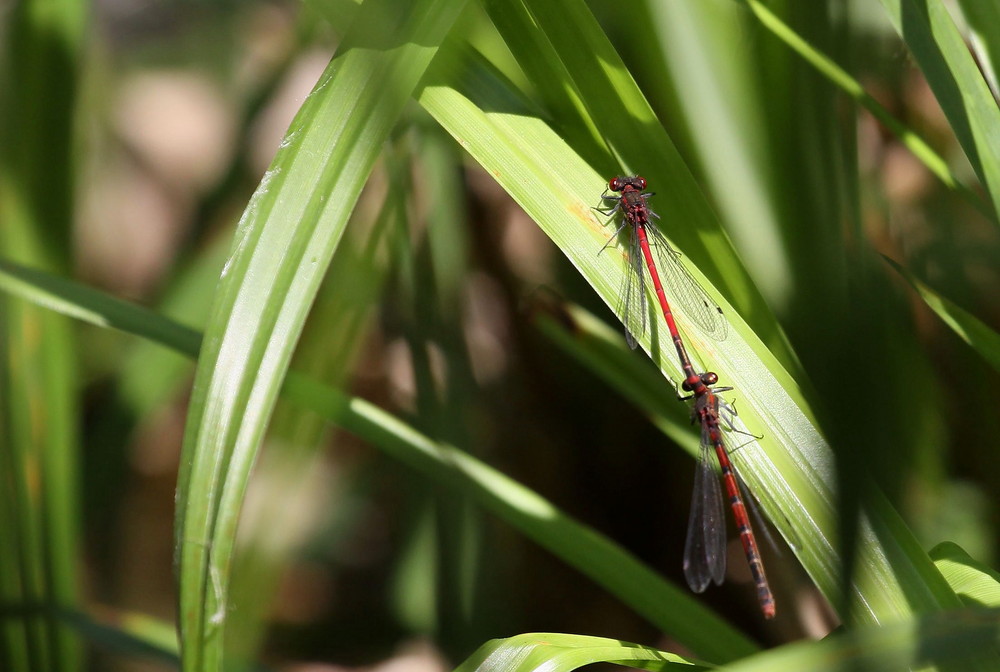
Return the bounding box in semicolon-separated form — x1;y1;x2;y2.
702;372;718;385
635;176;646;189
609;177;622;191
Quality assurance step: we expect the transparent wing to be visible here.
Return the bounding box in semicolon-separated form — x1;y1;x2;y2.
620;223;647;349
683;431;727;592
646;223;728;341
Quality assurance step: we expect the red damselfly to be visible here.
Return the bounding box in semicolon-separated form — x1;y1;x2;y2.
595;176;727;355
681;371;775;619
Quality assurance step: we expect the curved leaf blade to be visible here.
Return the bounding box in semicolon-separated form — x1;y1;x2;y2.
454;633;706;672
931;542;1000;608
173;0;468;669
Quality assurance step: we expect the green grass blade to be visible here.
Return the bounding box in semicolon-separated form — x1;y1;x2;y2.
224;182;401;664
169;2;485;668
0;0;86;668
453;633;706;672
0;264;75;659
883;256;1000;373
879;0;1000;221
0;259;201;356
0;259;758;661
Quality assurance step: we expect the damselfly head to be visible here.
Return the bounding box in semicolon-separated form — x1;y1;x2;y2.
682;372;719;392
608;176;646;192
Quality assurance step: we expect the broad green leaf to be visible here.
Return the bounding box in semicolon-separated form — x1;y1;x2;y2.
454;633;706;672
931;542;1000;608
